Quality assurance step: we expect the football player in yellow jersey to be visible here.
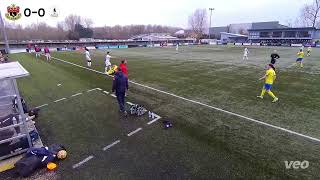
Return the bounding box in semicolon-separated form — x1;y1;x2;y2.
257;64;279;103
296;49;305;68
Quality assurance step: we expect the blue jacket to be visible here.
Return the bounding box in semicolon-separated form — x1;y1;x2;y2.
112;71;128;94
26;147;55;165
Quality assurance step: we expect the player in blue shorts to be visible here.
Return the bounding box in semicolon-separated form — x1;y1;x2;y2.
296;49;304;68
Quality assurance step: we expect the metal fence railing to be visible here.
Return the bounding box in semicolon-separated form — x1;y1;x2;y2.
0;79;32;160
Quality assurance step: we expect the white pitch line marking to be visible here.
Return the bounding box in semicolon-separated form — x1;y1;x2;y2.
35;104;48;109
103;91;109;94
126;102;134;106
127;128;143;137
286;63;297;69
51;56;320;143
71;93;82;97
110;94;116;98
54;98;67;103
52;56;106;75
96;88;102;91
2;117;10;123
87;88;97;92
147;115;162;125
102;140;121;151
72;155;94;169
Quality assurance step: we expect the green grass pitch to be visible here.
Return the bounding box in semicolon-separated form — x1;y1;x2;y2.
2;45;320;179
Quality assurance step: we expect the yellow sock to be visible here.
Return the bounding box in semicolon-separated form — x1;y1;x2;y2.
267;91;276;99
260;88;266;97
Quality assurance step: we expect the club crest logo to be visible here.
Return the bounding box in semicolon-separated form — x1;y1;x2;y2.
5;4;22;21
51;7;59;18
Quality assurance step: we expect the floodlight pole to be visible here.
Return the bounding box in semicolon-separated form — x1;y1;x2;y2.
208;8;215;39
0;10;10;54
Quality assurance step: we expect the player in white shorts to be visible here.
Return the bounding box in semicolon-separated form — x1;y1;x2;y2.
105;52;112;73
44;46;51;61
243;47;249;60
85;48;91;67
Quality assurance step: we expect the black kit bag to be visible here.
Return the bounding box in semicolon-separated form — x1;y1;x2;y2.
14;155;42;177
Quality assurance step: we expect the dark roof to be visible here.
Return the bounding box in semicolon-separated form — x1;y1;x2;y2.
220;32;248;37
251;21;282;30
209;26;228;34
278;24;290;28
248;27;317;31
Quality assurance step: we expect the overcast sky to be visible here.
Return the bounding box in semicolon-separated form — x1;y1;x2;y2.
0;0;313;28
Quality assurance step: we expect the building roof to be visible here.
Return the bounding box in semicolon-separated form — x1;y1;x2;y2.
251;21;286;30
209;26;228;34
130;33;178;40
220;32;248;37
248;27;317;31
174;30;185;35
0;62;29;80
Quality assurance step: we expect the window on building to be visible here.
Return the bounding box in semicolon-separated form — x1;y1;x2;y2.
249;32;259;38
297;31;311;37
272;31;282;38
284;31;296;37
260;32;271;38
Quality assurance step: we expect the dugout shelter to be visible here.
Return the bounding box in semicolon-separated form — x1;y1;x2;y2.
0;62;32;160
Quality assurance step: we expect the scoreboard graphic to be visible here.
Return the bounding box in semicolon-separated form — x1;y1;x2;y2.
4;4;59;21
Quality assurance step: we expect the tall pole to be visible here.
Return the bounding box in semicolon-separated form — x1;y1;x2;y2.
208;8;214;39
0;10;10;54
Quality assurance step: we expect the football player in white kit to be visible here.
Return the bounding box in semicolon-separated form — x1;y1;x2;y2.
85;48;91;67
243;47;249;60
105;52;112;73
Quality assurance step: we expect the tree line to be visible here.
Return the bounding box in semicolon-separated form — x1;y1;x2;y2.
1;14;180;41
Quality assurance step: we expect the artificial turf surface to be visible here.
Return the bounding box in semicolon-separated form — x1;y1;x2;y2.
1;45;320;179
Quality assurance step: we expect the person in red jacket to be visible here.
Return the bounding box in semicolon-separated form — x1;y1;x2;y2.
119;59;128;77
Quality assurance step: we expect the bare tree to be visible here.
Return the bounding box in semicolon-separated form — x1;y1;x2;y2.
188;9;208;40
301;0;320;27
92;25;179;39
285;19;294;28
57;21;66;30
64;14;82;30
1;14;181;41
226;25;231;33
83;18;93;28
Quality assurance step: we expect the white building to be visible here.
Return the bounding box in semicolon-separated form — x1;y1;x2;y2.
130;33;178;41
